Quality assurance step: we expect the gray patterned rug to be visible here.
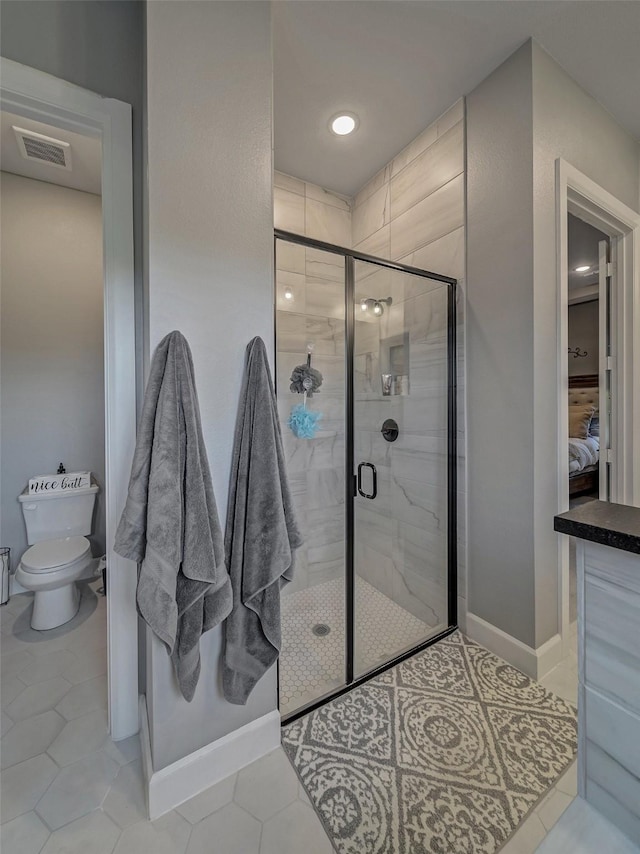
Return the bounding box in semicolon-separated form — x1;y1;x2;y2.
282;631;577;854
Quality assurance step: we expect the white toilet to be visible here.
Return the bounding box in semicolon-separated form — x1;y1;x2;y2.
15;479;100;630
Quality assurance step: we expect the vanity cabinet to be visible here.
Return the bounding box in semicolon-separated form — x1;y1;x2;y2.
555;502;640;847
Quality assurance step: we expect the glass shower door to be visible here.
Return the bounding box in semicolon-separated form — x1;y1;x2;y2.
275;239;348;716
275;232;456;720
353;260;451;678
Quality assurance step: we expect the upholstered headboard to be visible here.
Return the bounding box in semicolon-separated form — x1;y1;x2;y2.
569;375;599;414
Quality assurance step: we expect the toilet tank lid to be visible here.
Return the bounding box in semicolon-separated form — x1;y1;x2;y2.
21;536;90;570
19;482;99;502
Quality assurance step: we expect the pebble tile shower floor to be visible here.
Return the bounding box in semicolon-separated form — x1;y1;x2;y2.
280;576;437;716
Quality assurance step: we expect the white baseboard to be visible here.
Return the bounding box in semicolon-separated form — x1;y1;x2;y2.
139;696;281;820
457;596;468;634
465;612;563;680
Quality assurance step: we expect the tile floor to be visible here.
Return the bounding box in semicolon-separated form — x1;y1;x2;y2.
0;582;592;854
0;584;333;854
536;796;640;854
539;621;578;708
280;575;437;715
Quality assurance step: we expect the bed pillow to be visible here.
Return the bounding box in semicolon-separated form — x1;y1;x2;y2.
569;404;595;439
589;416;600;438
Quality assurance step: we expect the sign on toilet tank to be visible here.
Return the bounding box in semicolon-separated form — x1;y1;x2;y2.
29;471;91;495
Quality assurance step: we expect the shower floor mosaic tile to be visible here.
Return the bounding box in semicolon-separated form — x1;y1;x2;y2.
280;576;439;716
283;631;578;854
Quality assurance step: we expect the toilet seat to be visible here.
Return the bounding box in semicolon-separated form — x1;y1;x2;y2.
21;536;91;574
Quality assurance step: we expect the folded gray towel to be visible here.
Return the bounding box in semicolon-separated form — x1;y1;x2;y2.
114;331;232;701
223;337;303;705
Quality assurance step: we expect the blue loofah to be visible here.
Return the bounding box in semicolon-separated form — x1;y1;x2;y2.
288;404;322;439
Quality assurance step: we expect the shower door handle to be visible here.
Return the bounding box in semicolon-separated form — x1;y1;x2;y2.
357;462;377;500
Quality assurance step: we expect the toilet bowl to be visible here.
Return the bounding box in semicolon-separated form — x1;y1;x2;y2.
17;478;100;630
15;536;99;630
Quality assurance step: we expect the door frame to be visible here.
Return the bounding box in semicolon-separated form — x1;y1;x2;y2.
556;159;640;653
274;228;458;724
1;58;138;740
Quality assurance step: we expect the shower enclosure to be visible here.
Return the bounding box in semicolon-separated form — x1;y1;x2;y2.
275;230;457;721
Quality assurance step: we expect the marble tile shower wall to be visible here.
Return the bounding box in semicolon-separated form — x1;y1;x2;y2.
353;281;450;629
274;175;351;595
273;97;467;628
350;98;467;629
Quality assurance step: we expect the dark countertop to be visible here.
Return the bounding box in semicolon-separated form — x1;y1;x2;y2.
554;500;640;556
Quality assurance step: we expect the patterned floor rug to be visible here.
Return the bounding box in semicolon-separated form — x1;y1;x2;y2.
282;631;577;854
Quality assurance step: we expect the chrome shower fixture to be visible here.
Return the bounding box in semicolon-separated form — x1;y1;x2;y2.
359;296;392;317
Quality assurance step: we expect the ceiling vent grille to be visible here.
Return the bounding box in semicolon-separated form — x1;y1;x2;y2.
13;126;72;171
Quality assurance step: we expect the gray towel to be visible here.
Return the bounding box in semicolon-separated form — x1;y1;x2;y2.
223;337;303;705
114;331;232;701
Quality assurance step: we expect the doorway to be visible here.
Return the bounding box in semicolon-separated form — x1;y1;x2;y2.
0;59;138;740
565;214;609;623
1;113;106;607
275;230;457;721
557;159;640;654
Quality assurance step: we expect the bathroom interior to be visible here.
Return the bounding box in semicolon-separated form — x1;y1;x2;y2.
274;108;463;716
0;110;107;642
2;3;640;853
271;10;466;717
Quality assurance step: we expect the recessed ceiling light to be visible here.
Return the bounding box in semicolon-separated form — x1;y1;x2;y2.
575;265;591;272
330;113;358;136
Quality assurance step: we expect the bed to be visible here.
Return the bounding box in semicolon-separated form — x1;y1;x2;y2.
568;374;600;497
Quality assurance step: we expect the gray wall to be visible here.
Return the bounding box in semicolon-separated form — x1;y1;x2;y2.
466;42;537;647
145;0;273;771
530;41;639;646
0;0;143;108
1;0;145;408
467;39;640;650
568;301;599;377
0;173;105;563
2;0;145;687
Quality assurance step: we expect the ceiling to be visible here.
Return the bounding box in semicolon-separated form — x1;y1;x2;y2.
0;110;101;195
568;214;608;292
273;1;640;196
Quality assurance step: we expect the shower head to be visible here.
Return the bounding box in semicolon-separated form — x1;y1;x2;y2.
359;296;392;317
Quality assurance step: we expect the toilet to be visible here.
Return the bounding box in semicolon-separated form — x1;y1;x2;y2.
15;479;100;630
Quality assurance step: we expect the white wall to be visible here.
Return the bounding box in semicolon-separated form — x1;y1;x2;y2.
466;39;640;653
145;0;273;771
0;173;105;564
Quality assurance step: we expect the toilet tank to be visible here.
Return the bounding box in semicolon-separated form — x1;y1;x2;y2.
19;481;99;544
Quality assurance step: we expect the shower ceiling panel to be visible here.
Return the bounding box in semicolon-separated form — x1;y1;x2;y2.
273;1;640;195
